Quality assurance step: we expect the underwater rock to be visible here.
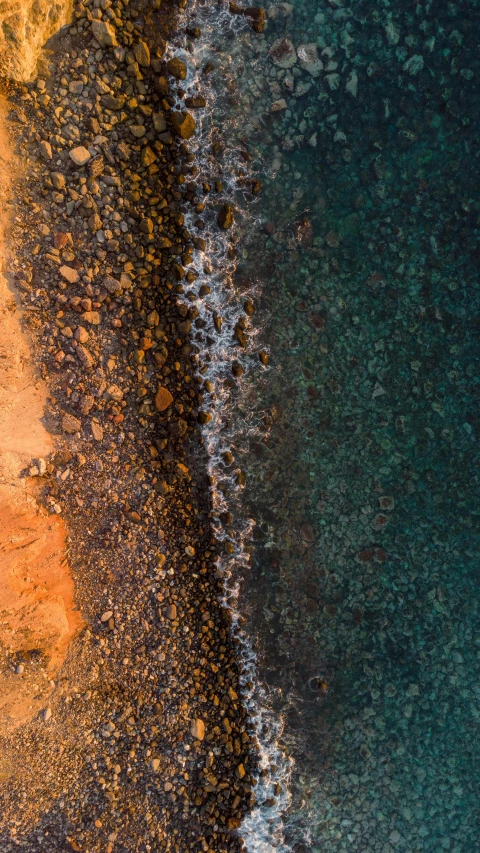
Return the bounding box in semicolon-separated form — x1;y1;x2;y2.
269;38;297;69
297;43;323;76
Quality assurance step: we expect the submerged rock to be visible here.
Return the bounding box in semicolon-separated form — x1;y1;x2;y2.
217;203;235;229
297;43;323;75
269;38;297;69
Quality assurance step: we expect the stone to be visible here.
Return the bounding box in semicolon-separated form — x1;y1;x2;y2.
271;98;287;112
62;413;81;435
51;172;66;191
101;94;126;111
91;420;104;441
101;611;113;622
170;111;196;140
0;0;72;80
166;604;177;620
151;758;161;772
155;386;173;412
269;38;297;68
39;140;52;160
69;80;84;94
191;718;205;740
167;57;187;80
43;707;52;722
69;146;91;167
91;20;118;48
59;265;79;284
296;43;323;75
217;204;234;230
134;40;150;67
141;147;157;167
130;125;146;139
74;326;89;344
153;112;167;133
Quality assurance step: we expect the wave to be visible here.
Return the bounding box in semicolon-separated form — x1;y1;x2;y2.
164;3;295;851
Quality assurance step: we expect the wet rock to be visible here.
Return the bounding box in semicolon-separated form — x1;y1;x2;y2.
269;38;297;69
167;57;187;80
170;111;196;140
217;203;234;230
297;43;323;76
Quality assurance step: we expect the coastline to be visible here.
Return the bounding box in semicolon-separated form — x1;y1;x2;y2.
0;0;263;849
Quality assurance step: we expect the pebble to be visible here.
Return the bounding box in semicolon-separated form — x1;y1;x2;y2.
191;718;205;740
62;413;81;435
59;265;79;284
69;146;91;167
154;386;174;412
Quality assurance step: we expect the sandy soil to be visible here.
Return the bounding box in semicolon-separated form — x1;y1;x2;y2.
0;94;82;735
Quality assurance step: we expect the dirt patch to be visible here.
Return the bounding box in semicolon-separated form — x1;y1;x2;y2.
0;94;82;734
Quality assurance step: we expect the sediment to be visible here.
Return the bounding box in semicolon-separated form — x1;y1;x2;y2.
0;0;261;850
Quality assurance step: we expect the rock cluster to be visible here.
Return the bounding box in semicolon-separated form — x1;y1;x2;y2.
0;0;267;849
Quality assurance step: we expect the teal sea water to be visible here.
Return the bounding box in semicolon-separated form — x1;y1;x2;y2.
183;0;480;850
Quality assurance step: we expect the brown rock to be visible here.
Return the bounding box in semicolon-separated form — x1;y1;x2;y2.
170;111;196;140
167;57;187;80
91;20;118;48
191;718;205;740
62;414;81;435
217;203;234;230
155;386;173;412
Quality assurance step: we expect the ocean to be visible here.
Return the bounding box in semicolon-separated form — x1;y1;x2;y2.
177;0;480;850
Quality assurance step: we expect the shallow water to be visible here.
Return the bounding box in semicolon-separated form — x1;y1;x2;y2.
181;0;480;850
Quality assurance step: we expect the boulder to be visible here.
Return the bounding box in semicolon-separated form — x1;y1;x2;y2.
91;20;118;48
269;38;297;68
170;111;196;140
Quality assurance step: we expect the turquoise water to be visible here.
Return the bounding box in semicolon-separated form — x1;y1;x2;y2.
184;0;480;849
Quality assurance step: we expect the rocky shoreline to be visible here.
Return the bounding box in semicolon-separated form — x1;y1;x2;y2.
0;0;266;850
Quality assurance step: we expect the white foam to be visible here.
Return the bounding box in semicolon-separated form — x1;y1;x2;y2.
165;4;295;851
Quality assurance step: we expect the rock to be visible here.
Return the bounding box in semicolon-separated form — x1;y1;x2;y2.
166;604;177;620
62;413;81;435
91;20;118;48
74;327;89;344
170;111;196;140
191;718;205;740
59;265;79;284
153;112;167;133
130;125;146;139
69;146;91;167
141;147;157;167
77;345;95;369
39;140;52;160
155;386;173;412
101;94;126;110
151;758;161;772
217;203;234;230
167;57;187;80
185;95;207;109
51;172;66;190
271;98;287;112
269;38;297;68
134;40;150;67
403;54;424;75
91;419;104;441
43;707;52;722
101;611;113;622
296;43;323;75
